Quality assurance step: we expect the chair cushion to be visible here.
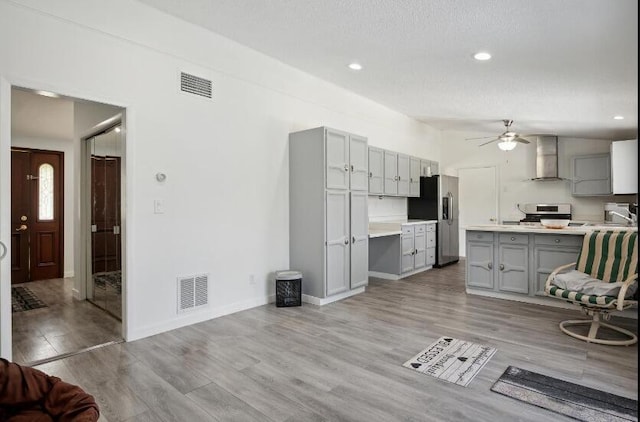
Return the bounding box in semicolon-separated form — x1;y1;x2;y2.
546;284;616;306
549;269;637;299
575;230;637;283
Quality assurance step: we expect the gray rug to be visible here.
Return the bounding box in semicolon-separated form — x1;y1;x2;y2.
491;366;638;421
11;286;47;312
403;336;497;387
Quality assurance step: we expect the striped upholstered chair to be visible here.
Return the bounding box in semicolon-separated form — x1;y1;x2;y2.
545;230;638;346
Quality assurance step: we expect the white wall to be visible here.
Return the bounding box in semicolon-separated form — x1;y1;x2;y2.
0;0;441;347
441;130;636;223
11;136;75;276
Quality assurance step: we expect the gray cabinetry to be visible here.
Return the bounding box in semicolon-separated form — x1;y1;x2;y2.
533;234;582;295
409;157;421;197
383;150;398;195
497;234;528;293
289;127;368;302
397;154;410;196
368;146;384;195
466;230;584;300
430;161;440;175
401;225;415;273
426;223;436;266
413;224;427;270
466;231;494;289
571;153;612;196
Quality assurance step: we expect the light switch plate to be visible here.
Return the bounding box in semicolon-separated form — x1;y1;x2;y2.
154;199;164;214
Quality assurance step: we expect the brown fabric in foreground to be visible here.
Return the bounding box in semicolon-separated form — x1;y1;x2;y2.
0;358;99;422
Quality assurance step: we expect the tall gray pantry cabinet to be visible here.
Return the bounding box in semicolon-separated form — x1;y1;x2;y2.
289;127;369;301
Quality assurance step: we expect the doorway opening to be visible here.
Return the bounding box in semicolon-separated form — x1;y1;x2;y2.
9;87;125;365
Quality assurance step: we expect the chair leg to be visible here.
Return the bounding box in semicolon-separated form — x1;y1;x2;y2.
558;309;637;346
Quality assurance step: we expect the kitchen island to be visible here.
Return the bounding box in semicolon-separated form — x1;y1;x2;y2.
464;224;638;308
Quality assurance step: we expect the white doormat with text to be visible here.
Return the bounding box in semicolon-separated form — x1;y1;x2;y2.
403;336;496;387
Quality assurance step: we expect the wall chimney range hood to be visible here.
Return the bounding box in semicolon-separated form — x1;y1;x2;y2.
532;136;563;181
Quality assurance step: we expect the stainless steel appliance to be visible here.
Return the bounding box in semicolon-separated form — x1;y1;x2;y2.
519;203;572;226
408;175;459;267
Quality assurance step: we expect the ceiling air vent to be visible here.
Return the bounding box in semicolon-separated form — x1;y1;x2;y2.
180;72;212;99
177;274;209;313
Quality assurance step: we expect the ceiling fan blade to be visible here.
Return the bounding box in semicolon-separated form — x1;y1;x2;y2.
465;135;494;141
513;137;530;144
478;138;499;146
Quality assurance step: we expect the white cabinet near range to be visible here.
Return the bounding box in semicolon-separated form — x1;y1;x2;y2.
611;139;638;194
289;127;369;305
368;146;384;195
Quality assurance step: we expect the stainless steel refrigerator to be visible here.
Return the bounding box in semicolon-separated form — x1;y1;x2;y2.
407;175;459;267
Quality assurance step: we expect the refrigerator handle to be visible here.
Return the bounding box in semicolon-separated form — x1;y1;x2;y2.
442;195;449;220
448;192;454;224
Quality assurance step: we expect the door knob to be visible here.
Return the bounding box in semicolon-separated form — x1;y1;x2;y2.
499;264;505;271
16;224;28;232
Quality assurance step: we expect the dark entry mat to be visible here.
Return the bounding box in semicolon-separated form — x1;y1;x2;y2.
12;286;48;312
491;366;637;421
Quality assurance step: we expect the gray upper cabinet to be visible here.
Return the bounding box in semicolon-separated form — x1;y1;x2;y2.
430;161;440;175
397;154;410;196
349;135;369;191
409;157;421;197
571;153;612;196
368;146;384;195
384;150;398;195
325;128;350;190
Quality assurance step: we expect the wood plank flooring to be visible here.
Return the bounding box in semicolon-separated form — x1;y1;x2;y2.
34;262;637;421
12;278;122;364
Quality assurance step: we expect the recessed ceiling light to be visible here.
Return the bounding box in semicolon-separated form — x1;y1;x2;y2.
114;127;121;133
348;63;362;70
473;52;492;61
613;115;624;120
34;90;60;98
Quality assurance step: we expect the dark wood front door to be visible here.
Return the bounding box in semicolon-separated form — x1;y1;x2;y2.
11;148;64;284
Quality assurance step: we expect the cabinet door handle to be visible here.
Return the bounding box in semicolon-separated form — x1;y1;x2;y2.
344;238;349;245
499;264;505;271
511;237;516;241
488;262;492;269
344;164;349;172
350;164;354;172
369;172;373;178
555;239;560;243
352;236;356;244
398;176;401;181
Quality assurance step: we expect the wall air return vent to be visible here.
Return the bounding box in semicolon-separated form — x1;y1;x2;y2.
177;274;209;313
180;72;212;99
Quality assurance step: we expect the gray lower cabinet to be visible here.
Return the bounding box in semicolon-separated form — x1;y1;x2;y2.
466;231;583;299
426;224;436;266
369;222;435;278
401;225;415;273
532;234;582;295
466;232;494;289
497;234;528;294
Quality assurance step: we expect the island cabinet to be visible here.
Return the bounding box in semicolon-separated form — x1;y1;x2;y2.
532;234;582;295
466;230;583;301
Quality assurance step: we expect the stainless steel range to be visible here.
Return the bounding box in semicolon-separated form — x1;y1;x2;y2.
519;203;572;226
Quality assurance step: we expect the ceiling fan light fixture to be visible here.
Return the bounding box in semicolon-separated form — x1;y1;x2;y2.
473;52;491;61
498;140;517;151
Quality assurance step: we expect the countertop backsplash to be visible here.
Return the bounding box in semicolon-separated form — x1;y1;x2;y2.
368;196;407;222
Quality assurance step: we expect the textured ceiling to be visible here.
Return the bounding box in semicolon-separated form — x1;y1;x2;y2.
139;0;638;139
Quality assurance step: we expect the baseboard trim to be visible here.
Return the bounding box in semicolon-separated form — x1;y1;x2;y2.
302;287;365;306
466;289;638;319
369;266;433;281
129;293;275;342
71;288;81;300
63;271;74;278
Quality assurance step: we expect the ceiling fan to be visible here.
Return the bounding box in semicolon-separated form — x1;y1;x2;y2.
467;119;531;151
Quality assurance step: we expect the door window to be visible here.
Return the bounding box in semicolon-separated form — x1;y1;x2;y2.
38;163;54;221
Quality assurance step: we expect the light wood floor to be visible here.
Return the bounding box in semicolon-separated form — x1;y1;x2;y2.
34;262;637;422
12;278;122;365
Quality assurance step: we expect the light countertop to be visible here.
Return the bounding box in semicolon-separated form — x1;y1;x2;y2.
465;224;638;235
369;220;437;238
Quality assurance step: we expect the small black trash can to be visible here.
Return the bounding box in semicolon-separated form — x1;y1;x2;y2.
275;270;302;307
